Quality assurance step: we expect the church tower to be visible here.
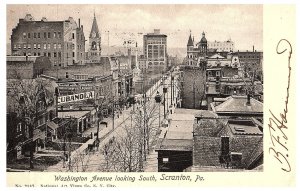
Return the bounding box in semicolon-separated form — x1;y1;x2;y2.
199;31;207;55
88;12;101;62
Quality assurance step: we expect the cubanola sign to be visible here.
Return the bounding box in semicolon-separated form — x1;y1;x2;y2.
58;91;95;105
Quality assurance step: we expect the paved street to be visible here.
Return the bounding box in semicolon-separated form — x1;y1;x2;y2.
46;75;177;172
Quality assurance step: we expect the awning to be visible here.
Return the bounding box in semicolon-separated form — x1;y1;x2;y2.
47;121;59;130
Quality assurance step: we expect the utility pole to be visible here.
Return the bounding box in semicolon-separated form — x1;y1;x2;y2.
143;76;146;161
193;81;196;109
171;73;173;106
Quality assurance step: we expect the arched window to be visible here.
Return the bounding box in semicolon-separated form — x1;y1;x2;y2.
92;41;97;50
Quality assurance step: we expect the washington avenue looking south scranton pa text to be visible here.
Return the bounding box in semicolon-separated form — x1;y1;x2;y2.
6;4;264;172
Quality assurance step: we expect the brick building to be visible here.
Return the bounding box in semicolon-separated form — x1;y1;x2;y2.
179;65;206;109
191;117;263;171
143;29;167;73
7;56;52;79
10;14;85;67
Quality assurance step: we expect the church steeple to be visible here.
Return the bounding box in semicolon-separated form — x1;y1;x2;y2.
88;12;101;62
187;30;193;47
89;12;100;38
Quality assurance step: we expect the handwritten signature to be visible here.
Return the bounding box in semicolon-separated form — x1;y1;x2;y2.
268;39;292;172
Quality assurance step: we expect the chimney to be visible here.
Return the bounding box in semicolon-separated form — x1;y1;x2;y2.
221;136;230;156
78;18;81;28
220;136;230;167
253;45;254;52
81;25;83;30
246;94;251;105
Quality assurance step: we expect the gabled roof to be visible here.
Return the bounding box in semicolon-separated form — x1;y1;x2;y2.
212;96;263;114
89;14;100;38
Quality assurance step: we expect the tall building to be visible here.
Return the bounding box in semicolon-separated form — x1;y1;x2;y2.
10;14;85;67
143;29;167;73
88;13;101;63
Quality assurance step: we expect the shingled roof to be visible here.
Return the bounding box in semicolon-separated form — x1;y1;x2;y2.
212;95;263;115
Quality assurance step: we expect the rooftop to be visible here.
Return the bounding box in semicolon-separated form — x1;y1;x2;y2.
212;95;263;114
58;110;90;119
227;119;263;136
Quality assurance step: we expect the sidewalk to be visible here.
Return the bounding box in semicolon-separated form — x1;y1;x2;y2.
46;108;131;172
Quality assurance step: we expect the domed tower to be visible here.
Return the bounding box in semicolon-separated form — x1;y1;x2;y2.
88;12;101;62
199;31;207;55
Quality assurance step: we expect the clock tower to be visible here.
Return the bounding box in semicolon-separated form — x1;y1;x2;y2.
88;12;101;62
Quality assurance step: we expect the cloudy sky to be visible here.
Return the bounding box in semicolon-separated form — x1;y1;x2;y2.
7;4;263;51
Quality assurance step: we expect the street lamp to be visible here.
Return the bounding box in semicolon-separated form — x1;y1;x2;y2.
55;87;59;118
154;91;162;129
94;105;100;150
19;94;34;170
163;85;167;120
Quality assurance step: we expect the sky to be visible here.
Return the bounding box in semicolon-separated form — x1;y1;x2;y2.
6;4;263;51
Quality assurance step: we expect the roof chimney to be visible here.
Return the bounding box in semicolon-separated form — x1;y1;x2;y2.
253;45;254;52
220;136;230;167
78;18;81;28
246;94;251;105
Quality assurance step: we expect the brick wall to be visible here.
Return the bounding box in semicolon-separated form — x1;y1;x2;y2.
181;67;206;109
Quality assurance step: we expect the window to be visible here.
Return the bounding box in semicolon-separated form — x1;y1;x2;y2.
33;52;36;56
216;71;220;76
38;52;41;56
44;52;47;56
34;33;36;38
72;52;75;57
58;32;61;38
54;52;57;57
58;52;61;58
72;44;74;50
18;44;21;49
23;44;26;49
33;44;36;49
44;32;47;38
23;53;26;56
38;33;40;38
54;43;57;49
48;32;51;38
28;33;31;38
48;44;51;49
48;52;51;57
44;44;47;49
37;44;41;49
58;43;61;49
72;33;75;39
13;44;17;49
53;32;56;38
17;123;22;133
23;32;26;38
28;44;31;49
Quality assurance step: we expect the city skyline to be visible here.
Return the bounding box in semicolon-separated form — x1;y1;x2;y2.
7;4;263;51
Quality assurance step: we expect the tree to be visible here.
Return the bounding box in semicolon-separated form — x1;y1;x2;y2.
7;77;55;169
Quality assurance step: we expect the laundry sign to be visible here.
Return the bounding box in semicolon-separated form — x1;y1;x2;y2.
58;91;95;105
